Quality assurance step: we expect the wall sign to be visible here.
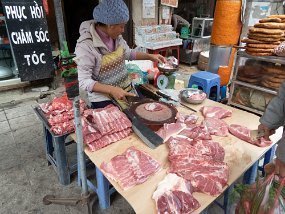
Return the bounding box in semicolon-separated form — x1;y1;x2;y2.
161;0;178;8
2;0;54;81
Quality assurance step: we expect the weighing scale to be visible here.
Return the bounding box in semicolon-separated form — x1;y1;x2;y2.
155;64;178;90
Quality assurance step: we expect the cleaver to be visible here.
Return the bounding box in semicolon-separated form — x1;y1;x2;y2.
250;129;266;141
111;97;163;149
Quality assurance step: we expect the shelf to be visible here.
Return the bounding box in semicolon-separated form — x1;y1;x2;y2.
232;80;278;95
228;101;264;116
238;51;285;65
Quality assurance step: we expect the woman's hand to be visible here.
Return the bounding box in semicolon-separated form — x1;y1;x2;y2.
149;54;166;64
257;123;275;140
108;86;135;100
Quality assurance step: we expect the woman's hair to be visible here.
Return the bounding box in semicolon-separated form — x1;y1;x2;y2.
96;22;107;26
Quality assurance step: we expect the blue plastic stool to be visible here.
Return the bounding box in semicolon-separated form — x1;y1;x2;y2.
220;86;227;100
188;71;221;101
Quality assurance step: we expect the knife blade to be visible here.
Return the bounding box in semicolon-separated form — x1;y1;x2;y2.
250;129;265;141
111;98;163;149
156;91;197;112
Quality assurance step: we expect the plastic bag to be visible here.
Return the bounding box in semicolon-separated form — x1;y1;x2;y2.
235;169;285;214
126;64;148;85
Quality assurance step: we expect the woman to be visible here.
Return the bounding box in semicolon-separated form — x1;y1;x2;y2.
75;0;165;109
258;81;285;178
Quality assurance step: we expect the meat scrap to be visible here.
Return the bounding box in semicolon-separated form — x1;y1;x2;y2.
144;102;164;112
38;94;86;135
176;112;199;125
152;173;200;214
200;106;232;119
167;136;229;196
156;122;186;142
100;146;161;190
178;124;212;140
202;118;229;137
228;124;272;147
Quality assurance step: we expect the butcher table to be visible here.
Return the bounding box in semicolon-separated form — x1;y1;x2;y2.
73;99;280;213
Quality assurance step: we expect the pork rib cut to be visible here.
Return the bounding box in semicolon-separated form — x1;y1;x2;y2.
200;106;232;119
100;146;161;190
152;173;200;214
156;122;186;142
228;124;272;147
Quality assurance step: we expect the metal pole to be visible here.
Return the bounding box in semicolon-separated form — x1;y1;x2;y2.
52;0;67;50
73;96;88;195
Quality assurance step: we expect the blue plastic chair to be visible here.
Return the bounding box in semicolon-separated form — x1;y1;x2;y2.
188;71;221;101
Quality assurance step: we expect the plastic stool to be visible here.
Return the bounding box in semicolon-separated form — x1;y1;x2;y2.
188;71;221;101
220;86;227;100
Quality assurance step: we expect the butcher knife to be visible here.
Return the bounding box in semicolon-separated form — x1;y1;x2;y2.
156;91;197;112
111;98;163;149
250;129;266;141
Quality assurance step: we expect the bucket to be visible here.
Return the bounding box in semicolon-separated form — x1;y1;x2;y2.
208;44;232;74
64;74;79;99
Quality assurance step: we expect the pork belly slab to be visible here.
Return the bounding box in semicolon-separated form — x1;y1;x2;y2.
100;146;161;190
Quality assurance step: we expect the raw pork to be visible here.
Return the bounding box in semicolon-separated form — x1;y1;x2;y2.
202;118;228;137
145;103;163;112
167;136;229;196
152;173;200;214
87;128;132;152
82;105;132;150
200;106;232;119
156;122;186;142
228;124;272;147
176;113;199;125
190;92;206;101
179;124;212;140
100;146;161;190
39;94;86;135
167;136;225;162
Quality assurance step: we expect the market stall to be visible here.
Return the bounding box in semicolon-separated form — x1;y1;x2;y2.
77;98;278;214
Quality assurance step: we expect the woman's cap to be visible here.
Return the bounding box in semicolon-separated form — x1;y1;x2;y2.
93;0;129;25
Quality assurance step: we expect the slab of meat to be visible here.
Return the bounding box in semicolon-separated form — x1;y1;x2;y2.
86;128;132;151
200;106;232;119
179;124;212;140
167;136;228;196
228;124;272;147
82;105;132;150
156;122;186;142
100;146;161;190
202;118;229;137
176;112;199;125
167;136;225;162
169;154;229;196
152;173;200;214
144;102;163;112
